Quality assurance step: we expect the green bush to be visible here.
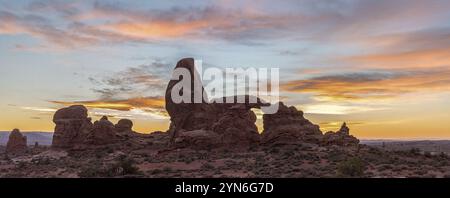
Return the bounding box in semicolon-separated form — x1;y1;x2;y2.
337;157;366;177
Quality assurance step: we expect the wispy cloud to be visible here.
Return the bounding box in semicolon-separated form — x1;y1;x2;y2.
20;106;57;112
3;0;448;48
282;68;450;102
50;96;165;111
50;96;168;119
88;60;171;99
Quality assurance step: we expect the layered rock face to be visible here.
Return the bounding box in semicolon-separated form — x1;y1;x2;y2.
322;123;359;146
6;129;27;154
261;102;323;146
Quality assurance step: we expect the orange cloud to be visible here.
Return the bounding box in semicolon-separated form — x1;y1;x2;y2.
99;20;210;39
282;68;450;102
50;96;165;111
343;47;450;69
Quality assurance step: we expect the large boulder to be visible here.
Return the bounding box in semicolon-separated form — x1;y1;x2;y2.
261;102;323;146
52;106;121;148
115;119;133;133
52;105;93;148
6;129;27;154
322;122;359;147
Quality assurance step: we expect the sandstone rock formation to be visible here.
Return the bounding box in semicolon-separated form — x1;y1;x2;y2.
165;58;265;149
6;129;27;154
85;116;117;145
52;105;93;148
261;102;323;146
53;106;122;148
322;122;359;146
50;57;361;151
165;58;210;142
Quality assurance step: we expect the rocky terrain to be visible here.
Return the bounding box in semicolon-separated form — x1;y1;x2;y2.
363;140;450;155
1;58;449;178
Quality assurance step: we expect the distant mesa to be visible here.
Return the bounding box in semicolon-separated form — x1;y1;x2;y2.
6;129;27;154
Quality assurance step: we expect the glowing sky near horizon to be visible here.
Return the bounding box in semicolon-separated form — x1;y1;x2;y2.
1;0;450;139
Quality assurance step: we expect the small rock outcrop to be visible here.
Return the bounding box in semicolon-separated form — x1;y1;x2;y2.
6;129;27;154
86;116;117;145
115;119;133;133
50;58;361;151
261;102;323;146
322;123;359;146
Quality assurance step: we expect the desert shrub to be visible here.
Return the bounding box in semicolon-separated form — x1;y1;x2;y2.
337;157;366;177
378;164;393;171
163;166;173;172
409;148;421;155
111;156;140;175
413;169;428;176
106;146;114;154
16;161;27;169
78;156;140;177
283;151;295;159
201;163;214;170
270;148;280;154
328;150;346;162
78;162;104;177
150;169;162;175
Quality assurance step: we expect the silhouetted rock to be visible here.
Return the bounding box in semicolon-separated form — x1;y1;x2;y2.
165;58;263;149
212;104;260;148
322;122;359;146
52;105;93;148
86;116;117;145
53;107;121;148
6;129;27;154
165;58;210;142
115;119;133;133
261;102;323;146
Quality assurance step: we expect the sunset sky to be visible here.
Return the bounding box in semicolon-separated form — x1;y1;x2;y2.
1;0;449;139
